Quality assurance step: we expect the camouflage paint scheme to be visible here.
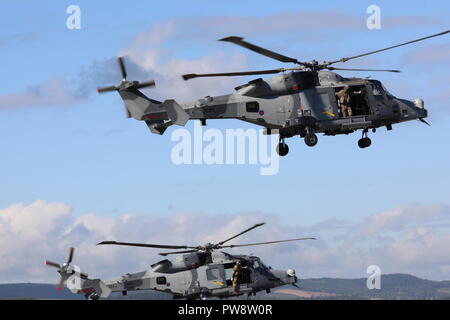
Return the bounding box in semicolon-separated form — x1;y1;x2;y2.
119;70;427;144
46;223;305;300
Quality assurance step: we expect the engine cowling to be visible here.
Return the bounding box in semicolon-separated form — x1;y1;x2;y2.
151;253;204;273
235;71;319;97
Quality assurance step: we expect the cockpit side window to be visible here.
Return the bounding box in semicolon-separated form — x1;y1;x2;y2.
156;276;167;285
370;81;384;96
206;267;220;280
251;258;267;270
259;260;268;269
246;101;260;113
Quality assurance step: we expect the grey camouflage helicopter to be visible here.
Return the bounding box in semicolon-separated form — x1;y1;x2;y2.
45;222;315;300
97;31;449;156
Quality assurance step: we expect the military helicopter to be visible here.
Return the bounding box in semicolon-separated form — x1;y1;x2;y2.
45;223;315;300
97;30;449;156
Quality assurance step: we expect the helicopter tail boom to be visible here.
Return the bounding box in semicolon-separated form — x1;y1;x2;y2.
45;248;112;300
98;57;190;133
117;87;189;135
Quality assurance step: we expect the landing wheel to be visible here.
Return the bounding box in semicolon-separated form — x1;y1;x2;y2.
358;137;372;149
86;293;100;300
276;142;289;156
304;133;318;147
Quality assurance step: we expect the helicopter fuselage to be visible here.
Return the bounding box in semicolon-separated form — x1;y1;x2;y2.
46;223;312;300
136;70;427;153
72;251;296;300
180;71;426;132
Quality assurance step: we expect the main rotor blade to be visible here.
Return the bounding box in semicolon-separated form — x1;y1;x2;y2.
221;237;317;248
182;68;301;80
118;57;127;80
217;222;266;246
97;241;196;250
323;30;450;66
326;67;400;73
159;249;199;256
219;36;307;66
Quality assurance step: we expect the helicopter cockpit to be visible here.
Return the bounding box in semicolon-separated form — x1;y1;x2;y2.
249;256;269;270
369;80;394;99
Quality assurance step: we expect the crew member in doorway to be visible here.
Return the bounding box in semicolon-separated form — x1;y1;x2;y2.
232;260;248;295
337;86;352;117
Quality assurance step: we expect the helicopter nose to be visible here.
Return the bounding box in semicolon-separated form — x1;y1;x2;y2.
280;269;297;284
288;269;297;284
395;98;427;121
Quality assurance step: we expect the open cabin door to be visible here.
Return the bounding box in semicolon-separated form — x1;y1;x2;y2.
335;85;371;117
223;262;252;290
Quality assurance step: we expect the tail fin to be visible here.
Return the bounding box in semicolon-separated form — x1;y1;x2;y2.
163;99;189;126
118;87;163;120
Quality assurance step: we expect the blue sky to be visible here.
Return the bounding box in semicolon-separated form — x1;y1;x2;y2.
1;1;450;281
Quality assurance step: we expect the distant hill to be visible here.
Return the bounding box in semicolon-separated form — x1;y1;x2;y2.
295;273;450;299
0;283;83;300
1;274;449;300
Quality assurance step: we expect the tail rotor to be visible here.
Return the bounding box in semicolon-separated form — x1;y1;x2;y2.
97;57;156;93
45;247;86;291
96;57;156;118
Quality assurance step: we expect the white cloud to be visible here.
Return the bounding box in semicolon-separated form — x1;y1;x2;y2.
1;200;450;284
0;200;71;240
362;204;450;234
